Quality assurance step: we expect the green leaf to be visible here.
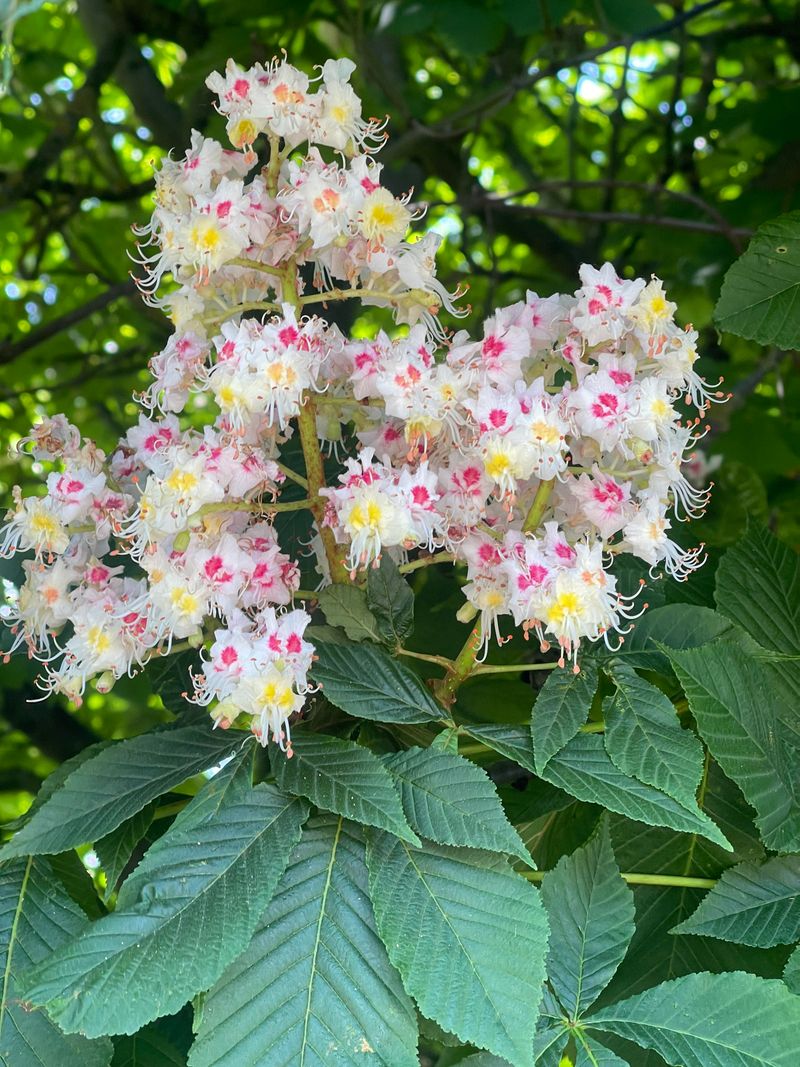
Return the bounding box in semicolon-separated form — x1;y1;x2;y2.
714;211;800;348
0;857;113;1067
611;604;735;675
111;1023;187;1066
270;728;419;844
430;726;459;754
2;725;247;859
532;661;599;774
23;758;308;1037
317;584;381;642
310;641;444;724
149;650;201;718
669;641;800;851
48;850;105;920
672;856;800;947
4;739;115;832
715;524;800;705
462;723;537;773
539;734;731;849
383;746;532;865
366;832;549;1067
94;802;156;901
541;818;635;1018
366;554;414;646
574;1037;628;1066
603;665;707;813
534;1026;569;1065
784;945;800;994
587;971;800;1066
715;524;800;655
189;816;419;1067
597;761;788;1007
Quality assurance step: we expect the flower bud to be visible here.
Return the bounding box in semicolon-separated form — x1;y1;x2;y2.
456;600;479;624
95;671;116;694
173;529;191;552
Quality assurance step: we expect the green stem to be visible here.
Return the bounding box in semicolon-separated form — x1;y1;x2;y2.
228;256;283;278
434;622;482;706
396;648;452;668
523;870;716;889
472;661;559;675
188;498;317;524
299;286;399;307
204;300;281;327
276;462;309;489
296;395;349;584
522;479;555;533
398;551;455;574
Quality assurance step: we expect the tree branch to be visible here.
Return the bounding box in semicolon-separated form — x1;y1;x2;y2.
0;280;138;365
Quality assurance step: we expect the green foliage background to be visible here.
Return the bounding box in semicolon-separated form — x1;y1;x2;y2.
1;1;799;1064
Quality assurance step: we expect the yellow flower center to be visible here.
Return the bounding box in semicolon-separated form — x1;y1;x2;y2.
547;591;582;626
86;626;111;654
230;118;257;147
348;499;384;532
530;420;560;446
165;470;199;494
170;588;199;616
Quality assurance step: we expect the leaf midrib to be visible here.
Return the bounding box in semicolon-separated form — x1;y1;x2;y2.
36;797;299;996
299;815;342;1067
0;857;32;1045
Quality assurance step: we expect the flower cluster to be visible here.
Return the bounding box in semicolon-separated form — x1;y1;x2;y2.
1;55;725;748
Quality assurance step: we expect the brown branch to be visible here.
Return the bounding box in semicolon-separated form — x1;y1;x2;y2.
466;200;752;244
0;280;138;365
2;33;126;203
385;0;729;158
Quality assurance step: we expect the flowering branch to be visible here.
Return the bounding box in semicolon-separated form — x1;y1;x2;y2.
0;51;723;751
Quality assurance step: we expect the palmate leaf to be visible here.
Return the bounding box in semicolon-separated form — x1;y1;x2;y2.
669;641;800;852
317;585;381;643
0;857;113;1067
672;856;800;947
366;554;414;647
574;1037;628;1066
587;971;800;1067
533;1022;568;1066
607;603;735;675
532;660;599;774
366;832;549;1067
540;818;635;1018
189;816;419;1067
94;802;156;901
270;729;419;844
598;761;791;1016
23;757;308;1037
1;725;247;859
383;746;533;865
713;211;800;348
603;665;707;814
538;733;730;849
715;524;800;655
310;641;444;724
714;524;800;706
462;723;537;773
